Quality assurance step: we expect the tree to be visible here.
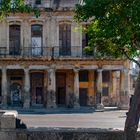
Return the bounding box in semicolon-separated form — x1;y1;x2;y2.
75;0;140;140
0;0;40;19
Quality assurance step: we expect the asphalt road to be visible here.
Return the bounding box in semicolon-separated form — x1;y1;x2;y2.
19;110;127;130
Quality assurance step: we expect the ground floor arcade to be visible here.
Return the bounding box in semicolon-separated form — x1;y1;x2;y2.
0;63;130;109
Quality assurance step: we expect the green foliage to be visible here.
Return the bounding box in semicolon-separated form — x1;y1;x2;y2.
75;0;140;60
0;0;40;19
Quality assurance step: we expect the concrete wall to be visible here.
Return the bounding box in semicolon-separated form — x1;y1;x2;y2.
0;111;137;140
1;129;140;140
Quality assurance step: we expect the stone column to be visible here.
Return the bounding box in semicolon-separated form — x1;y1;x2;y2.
1;66;7;108
47;68;56;108
23;69;30;108
44;70;48;107
119;69;130;109
73;69;80;108
87;70;95;106
96;69;104;110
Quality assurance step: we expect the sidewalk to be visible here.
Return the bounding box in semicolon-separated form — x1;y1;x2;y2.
0;106;120;114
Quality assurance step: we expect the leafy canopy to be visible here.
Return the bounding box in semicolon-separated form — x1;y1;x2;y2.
75;0;140;61
0;0;40;19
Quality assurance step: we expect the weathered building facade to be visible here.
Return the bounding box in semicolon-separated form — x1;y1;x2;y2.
0;0;130;109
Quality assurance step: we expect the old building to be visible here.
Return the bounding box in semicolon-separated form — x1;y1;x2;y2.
0;0;130;109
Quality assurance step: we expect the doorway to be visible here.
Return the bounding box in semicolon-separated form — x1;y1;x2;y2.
31;72;44;105
10;83;22;106
56;72;66;106
79;88;88;106
36;87;43;104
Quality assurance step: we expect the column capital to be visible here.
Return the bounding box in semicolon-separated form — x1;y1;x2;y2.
97;69;103;72
48;65;56;72
73;68;80;73
24;68;30;73
48;68;56;72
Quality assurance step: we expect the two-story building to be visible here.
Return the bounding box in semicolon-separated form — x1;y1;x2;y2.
0;0;130;109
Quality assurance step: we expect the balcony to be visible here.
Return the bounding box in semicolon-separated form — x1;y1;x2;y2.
23;47;52;57
0;46;95;59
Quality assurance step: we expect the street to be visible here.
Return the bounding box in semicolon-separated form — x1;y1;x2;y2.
19;110;127;130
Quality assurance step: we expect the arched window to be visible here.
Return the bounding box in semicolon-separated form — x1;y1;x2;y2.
59;23;71;56
9;25;21;55
31;24;43;56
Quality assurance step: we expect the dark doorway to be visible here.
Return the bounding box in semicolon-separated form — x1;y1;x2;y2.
56;72;66;106
57;87;66;105
59;24;71;56
36;87;43;104
10;83;22;106
31;72;44;105
79;88;88;106
9;25;21;55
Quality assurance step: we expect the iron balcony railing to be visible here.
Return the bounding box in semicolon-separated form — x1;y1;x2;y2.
0;46;95;58
23;47;52;57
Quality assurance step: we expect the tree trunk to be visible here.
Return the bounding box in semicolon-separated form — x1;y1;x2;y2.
124;71;140;140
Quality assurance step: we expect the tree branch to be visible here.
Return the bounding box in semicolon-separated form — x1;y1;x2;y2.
122;50;140;68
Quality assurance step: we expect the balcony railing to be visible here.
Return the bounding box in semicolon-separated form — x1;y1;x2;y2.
23;47;52;57
0;46;95;58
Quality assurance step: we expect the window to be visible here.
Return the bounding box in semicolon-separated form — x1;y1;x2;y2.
103;71;110;82
9;25;21;55
35;0;41;5
59;23;71;56
82;24;94;56
31;24;43;56
82;25;88;49
31;24;42;37
79;70;88;82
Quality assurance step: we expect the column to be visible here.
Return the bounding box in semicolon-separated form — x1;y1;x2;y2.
73;69;80;108
96;69;104;110
44;70;48;107
119;69;130;109
1;66;7;108
47;68;56;108
23;68;30;108
87;70;95;106
112;71;120;106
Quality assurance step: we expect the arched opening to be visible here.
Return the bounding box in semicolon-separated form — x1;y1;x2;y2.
59;23;71;56
31;24;43;56
9;25;21;55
